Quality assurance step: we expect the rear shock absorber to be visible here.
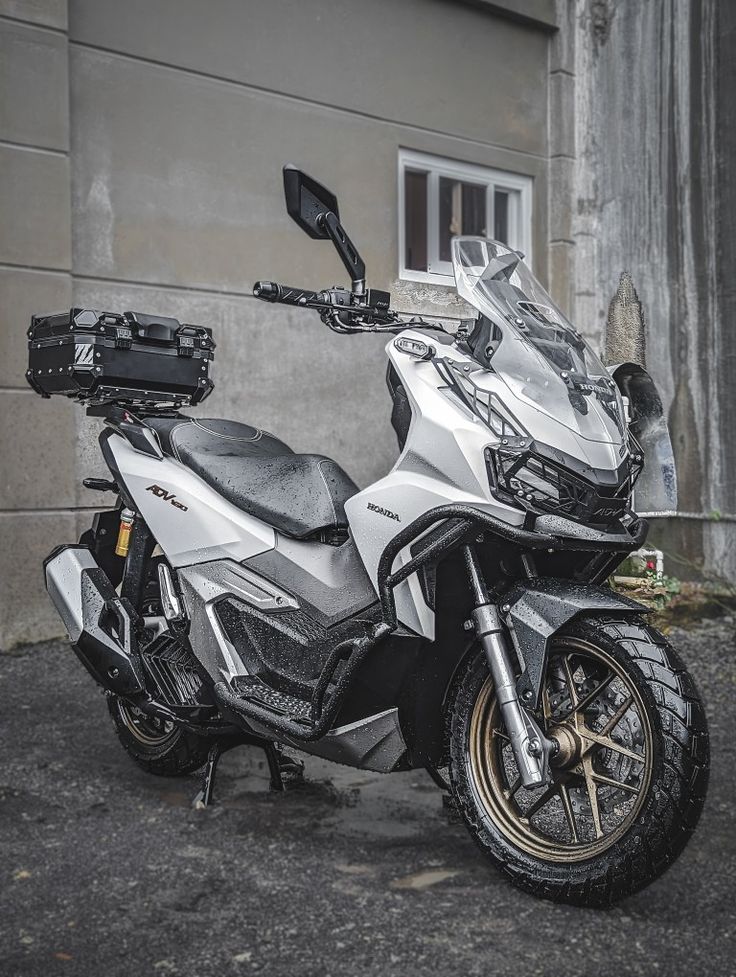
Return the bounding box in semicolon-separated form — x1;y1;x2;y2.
115;508;135;557
116;509;156;612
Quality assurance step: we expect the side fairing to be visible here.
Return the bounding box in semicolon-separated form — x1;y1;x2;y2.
345;332;525;639
106;433;275;567
345;330;637;640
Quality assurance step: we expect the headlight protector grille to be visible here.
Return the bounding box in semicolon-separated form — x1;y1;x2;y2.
487;442;642;526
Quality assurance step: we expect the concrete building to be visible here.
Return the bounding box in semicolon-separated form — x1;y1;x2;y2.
0;0;731;649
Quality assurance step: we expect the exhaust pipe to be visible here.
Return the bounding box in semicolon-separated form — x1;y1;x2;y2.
44;545;145;696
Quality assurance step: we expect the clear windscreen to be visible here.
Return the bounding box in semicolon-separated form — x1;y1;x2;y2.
451;237;626;444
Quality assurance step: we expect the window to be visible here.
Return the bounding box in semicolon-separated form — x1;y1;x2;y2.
399;149;533;285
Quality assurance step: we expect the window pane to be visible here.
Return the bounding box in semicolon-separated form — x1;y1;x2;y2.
462;182;486;236
404;170;428;271
494;189;509;243
439;178;486;261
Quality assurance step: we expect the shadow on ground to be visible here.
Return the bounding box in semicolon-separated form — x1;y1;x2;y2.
1;617;734;976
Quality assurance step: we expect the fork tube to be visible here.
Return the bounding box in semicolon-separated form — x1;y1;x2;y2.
462;545;552;789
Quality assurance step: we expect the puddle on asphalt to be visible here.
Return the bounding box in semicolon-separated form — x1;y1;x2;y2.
153;747;449;842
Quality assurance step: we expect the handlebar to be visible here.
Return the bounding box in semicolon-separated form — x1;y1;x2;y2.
252;281;319;306
252;279;438;336
253;278;398;332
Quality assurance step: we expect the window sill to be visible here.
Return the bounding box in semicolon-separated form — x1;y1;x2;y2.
391;275;476;322
398;268;456;288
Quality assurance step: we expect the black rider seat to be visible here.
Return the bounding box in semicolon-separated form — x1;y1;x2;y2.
146;417;358;541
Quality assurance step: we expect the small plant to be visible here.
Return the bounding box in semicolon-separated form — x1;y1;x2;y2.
612;550;681;610
640;564;681;609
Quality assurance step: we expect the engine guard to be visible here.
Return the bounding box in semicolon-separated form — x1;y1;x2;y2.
503;578;648;710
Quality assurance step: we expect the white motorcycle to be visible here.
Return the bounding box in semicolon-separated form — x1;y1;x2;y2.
32;166;708;905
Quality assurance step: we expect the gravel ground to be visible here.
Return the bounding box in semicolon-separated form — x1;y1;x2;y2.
1;617;734;977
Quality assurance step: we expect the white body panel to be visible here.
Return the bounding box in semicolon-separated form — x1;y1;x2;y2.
108;434;275;567
345;328;629;639
346;332;526;639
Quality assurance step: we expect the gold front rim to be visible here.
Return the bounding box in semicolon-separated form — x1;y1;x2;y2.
468;638;653;862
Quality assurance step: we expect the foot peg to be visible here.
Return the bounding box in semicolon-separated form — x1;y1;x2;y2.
192;737;305;808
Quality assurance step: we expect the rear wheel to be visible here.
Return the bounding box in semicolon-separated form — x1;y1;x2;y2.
447;615;709;906
107;695;212;777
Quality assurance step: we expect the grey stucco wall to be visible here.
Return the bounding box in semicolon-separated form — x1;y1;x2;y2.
0;2;77;648
0;0;555;647
568;0;735;581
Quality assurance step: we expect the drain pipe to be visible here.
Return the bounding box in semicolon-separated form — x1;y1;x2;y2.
639;511;736;523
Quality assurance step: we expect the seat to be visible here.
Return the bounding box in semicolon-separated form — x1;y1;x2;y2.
146;417;358;540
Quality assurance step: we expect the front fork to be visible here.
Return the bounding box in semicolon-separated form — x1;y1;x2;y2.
463;545;554;789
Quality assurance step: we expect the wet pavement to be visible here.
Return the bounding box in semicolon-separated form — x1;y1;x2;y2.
1;617;735;977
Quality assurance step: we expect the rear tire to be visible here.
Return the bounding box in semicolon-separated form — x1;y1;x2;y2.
107;695;212;777
447;614;709;906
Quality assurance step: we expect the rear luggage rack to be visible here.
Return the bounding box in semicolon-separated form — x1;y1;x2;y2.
26;307;215;408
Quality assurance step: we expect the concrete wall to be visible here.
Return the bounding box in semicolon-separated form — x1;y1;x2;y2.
0;0;556;647
0;2;78;646
562;0;735;582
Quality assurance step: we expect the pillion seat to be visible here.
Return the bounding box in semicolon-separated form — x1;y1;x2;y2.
145;417;358;540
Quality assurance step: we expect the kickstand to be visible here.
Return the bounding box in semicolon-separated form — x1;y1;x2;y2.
264;742;285;792
192;736;304;807
192;736;243;809
264;743;306;791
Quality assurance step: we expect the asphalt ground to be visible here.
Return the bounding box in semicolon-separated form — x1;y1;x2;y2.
1;616;734;977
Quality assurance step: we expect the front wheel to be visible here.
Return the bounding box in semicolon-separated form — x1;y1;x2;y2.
447;615;709;906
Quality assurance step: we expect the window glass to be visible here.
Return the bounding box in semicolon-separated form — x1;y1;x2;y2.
439;178;486;261
494;189;509;244
404;169;428;272
399;150;532;284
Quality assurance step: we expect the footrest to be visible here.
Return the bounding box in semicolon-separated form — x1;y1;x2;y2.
231;676;312;722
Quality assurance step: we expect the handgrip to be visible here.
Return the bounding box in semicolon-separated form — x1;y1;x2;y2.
253;281;319;306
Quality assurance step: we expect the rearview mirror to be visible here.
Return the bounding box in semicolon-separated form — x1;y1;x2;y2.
283;165;339;240
282;164;366;294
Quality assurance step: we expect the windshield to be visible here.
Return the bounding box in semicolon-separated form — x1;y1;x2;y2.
451;237;626;444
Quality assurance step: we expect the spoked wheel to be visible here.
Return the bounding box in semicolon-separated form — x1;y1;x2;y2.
471;638;652;859
108;695;213;777
448;615;709;906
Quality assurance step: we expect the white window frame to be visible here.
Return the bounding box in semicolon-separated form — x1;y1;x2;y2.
398;148;533;286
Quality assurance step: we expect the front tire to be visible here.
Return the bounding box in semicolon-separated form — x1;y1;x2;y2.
447;615;709;906
107;695;212;777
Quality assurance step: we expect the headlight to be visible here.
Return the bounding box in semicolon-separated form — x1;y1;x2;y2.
487;443;639;526
434;356;642;526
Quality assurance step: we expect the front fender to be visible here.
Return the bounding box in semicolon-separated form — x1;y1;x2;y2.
505;578;647;709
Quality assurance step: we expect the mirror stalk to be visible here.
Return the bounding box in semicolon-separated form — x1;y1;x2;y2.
320;211;366;297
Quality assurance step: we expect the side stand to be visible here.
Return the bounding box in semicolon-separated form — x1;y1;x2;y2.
192;735;304;808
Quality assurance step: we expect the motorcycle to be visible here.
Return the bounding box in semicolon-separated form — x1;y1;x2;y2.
31;165;708;906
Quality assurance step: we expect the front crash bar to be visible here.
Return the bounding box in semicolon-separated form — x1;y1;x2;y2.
217;508;646;744
376;504;648;628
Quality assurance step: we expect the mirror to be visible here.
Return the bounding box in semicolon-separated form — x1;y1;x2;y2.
283;165;339;240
